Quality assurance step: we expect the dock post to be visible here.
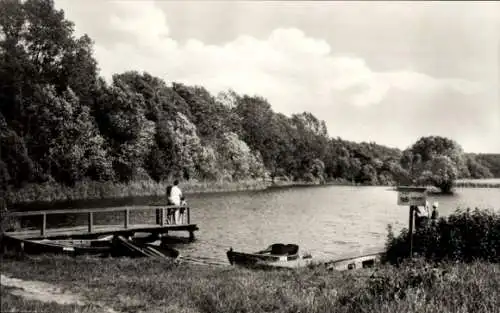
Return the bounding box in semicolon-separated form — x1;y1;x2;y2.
88;212;94;233
124;209;129;229
156;208;163;225
161;208;166;226
189;230;195;242
187;207;190;224
409;205;415;258
40;213;47;237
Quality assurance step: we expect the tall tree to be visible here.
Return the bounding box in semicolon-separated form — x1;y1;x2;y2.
401;136;467;193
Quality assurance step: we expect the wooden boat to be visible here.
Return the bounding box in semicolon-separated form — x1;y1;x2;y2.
110;235;179;259
324;252;382;271
226;243;306;268
1;233;114;256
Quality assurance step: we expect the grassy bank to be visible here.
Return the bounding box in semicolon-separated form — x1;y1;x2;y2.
3;179;346;205
1;255;499;313
3;179;273;205
4;177;498;205
454;181;500;188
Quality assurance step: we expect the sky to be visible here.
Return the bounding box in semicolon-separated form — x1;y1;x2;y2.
53;0;500;153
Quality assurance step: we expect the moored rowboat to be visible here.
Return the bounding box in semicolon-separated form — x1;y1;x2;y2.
226;243;310;268
1;233;114;256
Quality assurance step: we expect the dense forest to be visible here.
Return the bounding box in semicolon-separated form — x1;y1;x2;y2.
1;0;499;197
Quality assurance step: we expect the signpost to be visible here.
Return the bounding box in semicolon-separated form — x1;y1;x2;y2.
396;186;428;257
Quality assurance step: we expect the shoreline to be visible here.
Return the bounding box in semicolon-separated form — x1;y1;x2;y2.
3;179;363;206
3;178;499;206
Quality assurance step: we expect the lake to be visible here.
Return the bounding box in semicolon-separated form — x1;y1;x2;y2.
13;185;500;264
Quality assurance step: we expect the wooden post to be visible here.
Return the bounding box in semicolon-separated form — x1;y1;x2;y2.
41;213;47;237
161;208;166;226
187;207;190;225
409;205;416;258
88;212;94;233
156;208;162;225
124;209;129;229
397;186;427;259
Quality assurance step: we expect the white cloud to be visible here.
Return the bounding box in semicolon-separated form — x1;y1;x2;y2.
57;0;483;111
54;0;498;152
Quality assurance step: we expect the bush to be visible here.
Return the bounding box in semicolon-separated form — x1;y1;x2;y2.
383;208;500;264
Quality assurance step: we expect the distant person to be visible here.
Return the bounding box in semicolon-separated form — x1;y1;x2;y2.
415;202;430;230
431;202;439;221
169;180;184;224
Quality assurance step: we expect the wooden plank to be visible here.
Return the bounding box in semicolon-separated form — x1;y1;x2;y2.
7;205;190;217
124;209;129;229
161;209;166;227
155;208;161;225
5;223;199;240
41;213;47;237
88;212;93;233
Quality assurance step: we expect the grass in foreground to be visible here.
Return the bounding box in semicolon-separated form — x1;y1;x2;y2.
0;288;100;313
1;255;499;313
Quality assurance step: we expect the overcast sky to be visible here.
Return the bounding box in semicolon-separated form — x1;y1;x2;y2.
54;0;500;153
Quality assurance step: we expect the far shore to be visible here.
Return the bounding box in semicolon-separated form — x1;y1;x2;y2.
2;177;499;206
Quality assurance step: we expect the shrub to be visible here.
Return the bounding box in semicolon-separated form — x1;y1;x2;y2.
383;208;500;264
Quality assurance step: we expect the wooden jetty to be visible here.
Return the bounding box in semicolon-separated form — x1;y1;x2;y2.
1;205;199;254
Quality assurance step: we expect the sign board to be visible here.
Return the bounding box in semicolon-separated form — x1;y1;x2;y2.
396;186;427;206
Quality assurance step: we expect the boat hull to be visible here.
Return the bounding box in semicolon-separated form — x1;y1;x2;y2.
111;235;179;259
227;249;300;268
1;234;113;256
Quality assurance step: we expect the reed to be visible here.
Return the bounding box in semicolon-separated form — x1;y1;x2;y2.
454;181;500;188
4;179;272;205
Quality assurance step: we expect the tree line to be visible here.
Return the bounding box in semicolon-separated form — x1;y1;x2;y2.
1;0;498;195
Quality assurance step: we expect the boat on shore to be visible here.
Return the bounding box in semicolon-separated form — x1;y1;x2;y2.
323;252;382;271
1;232;180;259
226;243;312;269
1;234;114;256
226;243;383;271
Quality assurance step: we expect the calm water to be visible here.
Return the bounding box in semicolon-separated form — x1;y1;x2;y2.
14;186;500;263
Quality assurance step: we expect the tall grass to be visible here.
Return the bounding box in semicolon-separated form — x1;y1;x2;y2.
0;255;498;313
384;208;500;264
5;177;497;205
454;181;500;188
4;179;271;204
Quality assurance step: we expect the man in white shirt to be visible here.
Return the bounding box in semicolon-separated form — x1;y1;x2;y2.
168;180;184;224
169;180;182;206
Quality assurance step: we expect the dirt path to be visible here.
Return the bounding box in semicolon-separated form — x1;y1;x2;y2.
1;274;119;313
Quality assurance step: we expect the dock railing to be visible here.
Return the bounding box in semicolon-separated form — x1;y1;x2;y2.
4;205;191;237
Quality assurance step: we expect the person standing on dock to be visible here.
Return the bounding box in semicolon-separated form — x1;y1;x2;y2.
169;180;184;224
